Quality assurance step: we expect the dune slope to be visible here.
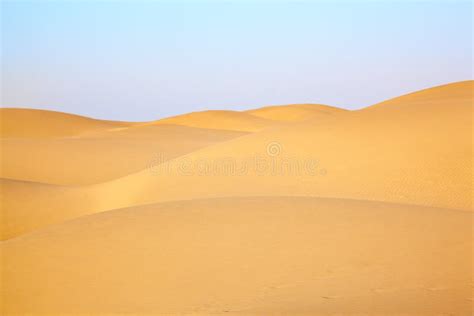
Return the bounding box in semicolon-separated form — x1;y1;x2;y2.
1;124;247;185
90;82;473;212
2;197;472;315
0;108;132;138
367;80;473;112
1;81;472;241
1;81;472;316
246;103;347;121
149;110;276;132
0;179;91;240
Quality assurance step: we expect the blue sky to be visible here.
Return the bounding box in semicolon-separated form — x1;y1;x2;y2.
2;0;472;121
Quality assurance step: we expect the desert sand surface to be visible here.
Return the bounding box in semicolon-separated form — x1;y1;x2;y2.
0;108;133;138
150;109;276;132
246;103;347;121
1;124;247;185
1;81;473;315
3;197;472;315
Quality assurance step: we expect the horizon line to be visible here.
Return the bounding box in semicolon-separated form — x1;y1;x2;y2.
1;80;472;123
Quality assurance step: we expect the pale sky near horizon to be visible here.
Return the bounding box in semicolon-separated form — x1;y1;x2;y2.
1;0;472;121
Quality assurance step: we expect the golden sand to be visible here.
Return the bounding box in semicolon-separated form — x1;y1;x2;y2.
1;81;473;315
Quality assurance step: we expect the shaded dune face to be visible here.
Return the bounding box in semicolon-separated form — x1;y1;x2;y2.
0;81;473;315
0;108;133;138
0;125;248;185
148;110;277;132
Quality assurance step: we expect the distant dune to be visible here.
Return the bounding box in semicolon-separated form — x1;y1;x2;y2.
246;103;347;121
1;124;246;185
149;110;275;132
0;108;132;138
1;81;472;315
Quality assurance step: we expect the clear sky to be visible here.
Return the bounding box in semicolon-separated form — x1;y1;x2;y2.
1;0;472;121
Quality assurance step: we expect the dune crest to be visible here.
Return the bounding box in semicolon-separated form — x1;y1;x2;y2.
148;110;277;132
367;80;473;110
246;103;347;121
0;108;132;138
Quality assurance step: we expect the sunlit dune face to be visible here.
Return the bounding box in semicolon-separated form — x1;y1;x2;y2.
2;197;472;315
1;81;473;315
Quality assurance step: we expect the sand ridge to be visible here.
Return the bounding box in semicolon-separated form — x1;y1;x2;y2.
246;103;347;121
0;108;133;138
146;109;277;132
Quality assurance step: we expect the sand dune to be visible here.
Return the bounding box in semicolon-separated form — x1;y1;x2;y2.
1;81;472;241
89;81;473;212
1;81;472;315
246;103;347;121
367;80;473;112
0;108;132;138
2;197;472;315
0;178;87;240
1;124;246;185
149;110;276;132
